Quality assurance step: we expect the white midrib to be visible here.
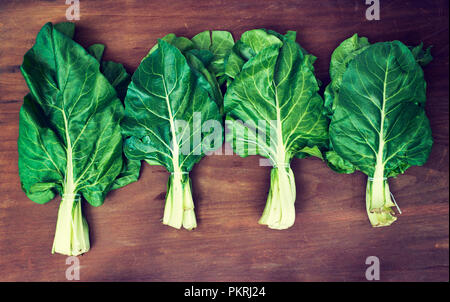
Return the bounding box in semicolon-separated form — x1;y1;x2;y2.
162;79;183;226
274;85;286;167
162;79;180;173
371;56;390;206
374;58;390;179
62;110;76;195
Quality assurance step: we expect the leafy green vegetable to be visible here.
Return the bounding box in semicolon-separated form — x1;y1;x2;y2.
409;43;433;67
51;25;141;190
122;39;223;230
87;44;132;102
87;44;141;189
191;30;235;86
224;29;328;229
148;31;234;113
323;34;370;119
18;22;137;255
325;35;433;226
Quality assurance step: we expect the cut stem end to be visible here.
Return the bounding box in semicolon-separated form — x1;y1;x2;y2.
52;193;90;256
259;166;296;230
163;173;197;230
366;178;397;227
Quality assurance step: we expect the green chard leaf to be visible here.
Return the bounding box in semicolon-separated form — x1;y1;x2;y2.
323;33;370;119
18;22;133;256
325;150;356;174
192;30;235;86
87;43;141;189
122;39;223;230
326;36;433;227
148;31;234;113
224;29;328;229
409;43;433;67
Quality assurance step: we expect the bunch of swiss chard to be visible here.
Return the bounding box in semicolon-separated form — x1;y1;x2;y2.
18;22;435;258
121;31;234;229
18;22;140;255
224;29;329;229
324;34;433;227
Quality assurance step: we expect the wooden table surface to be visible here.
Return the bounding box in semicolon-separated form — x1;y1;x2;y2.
0;0;448;282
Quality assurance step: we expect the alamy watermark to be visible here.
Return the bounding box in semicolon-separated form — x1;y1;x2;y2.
66;0;80;21
365;256;380;280
140;115;292;167
65;256;80;280
365;0;380;20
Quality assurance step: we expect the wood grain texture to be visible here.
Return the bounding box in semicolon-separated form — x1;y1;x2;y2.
0;0;448;282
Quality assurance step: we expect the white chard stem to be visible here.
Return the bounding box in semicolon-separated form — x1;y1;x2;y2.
260;86;297;229
163;172;197;230
52;192;90;256
52;111;90;256
366;164;397;227
259;166;296;229
365;56;397;227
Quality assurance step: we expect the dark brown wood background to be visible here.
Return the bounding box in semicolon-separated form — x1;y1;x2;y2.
0;0;448;282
